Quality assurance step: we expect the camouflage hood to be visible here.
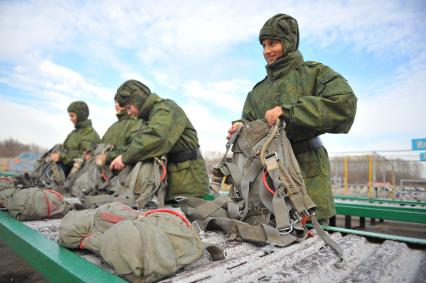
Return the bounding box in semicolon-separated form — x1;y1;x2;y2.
116;80;151;110
259;14;299;56
67;101;89;123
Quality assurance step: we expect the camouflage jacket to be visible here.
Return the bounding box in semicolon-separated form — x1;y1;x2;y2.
61;119;100;167
241;50;357;220
101;111;142;163
122;93;209;200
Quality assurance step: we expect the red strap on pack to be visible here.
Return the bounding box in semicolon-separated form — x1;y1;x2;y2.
99;212;127;223
47;189;64;200
101;169;109;182
0;177;14;185
262;170;276;196
160;161;167;182
80;232;93;249
143;209;191;227
42;190;52;218
301;214;310;226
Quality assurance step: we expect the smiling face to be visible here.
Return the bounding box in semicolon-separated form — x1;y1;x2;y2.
262;39;285;65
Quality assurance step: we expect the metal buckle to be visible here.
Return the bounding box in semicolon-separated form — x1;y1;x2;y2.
192;221;204;235
265;151;279;161
174;196;188;203
278;224;293;235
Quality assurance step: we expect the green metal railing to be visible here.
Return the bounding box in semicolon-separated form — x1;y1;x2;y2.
334;202;426;224
0;211;125;283
335;195;426;207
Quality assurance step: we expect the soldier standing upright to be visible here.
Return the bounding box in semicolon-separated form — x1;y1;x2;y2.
228;14;357;221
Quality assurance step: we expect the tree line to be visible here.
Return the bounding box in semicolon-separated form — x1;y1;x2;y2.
0;138;46;158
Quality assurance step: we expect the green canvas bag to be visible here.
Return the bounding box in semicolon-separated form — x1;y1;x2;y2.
7;187;70;221
80;157;167;209
27;144;66;192
63;144;113;197
58;202;141;254
100;209;223;283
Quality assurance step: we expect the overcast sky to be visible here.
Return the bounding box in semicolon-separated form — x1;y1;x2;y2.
0;0;425;162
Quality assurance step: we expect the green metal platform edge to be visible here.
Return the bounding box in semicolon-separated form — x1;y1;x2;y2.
0;211;125;283
307;223;426;245
335;195;426;206
335;203;426;224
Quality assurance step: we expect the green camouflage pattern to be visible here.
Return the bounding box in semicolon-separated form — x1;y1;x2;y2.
101;111;142;163
121;92;209;200
240;15;357;220
61;119;100;167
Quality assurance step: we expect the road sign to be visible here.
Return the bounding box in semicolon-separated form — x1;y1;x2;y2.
412;138;426;151
421;152;426;162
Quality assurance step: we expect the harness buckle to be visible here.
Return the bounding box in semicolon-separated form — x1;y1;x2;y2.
265;151;279;161
278;224;293;235
192;221;204;235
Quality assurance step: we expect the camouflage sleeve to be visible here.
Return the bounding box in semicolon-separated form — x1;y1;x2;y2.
241;92;257;123
121;104;186;165
283;66;357;136
106;120;142;163
61;129;99;165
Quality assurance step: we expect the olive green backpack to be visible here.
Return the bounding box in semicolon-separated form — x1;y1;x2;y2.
101;209;224;283
0;177;15;209
58;202;141;254
79;157;168;210
182;119;342;259
27;144;66;192
7;187;70;221
63;144;113;197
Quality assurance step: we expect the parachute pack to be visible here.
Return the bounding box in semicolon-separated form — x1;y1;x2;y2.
63;143;168;210
180;119;343;259
58;202;224;283
25;144;66;192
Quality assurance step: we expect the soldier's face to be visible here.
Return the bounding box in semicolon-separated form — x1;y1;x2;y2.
69;112;78;125
126;104;140;118
262;39;284;65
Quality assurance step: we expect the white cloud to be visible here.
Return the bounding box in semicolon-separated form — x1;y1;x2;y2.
181;79;251;113
181;100;231;153
323;61;426;154
0;59;113;110
0;0;425;159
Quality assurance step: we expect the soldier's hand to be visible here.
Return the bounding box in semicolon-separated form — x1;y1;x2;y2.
110;155;125;171
265;106;283;126
49;152;60;162
96;153;107;167
227;122;243;139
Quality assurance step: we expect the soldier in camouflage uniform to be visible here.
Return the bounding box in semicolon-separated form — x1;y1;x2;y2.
51;101;100;176
110;80;209;201
99;95;142;165
228;14;357;221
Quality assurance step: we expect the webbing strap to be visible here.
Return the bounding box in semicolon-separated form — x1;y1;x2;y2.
208;217;297;247
311;215;344;261
128;162;142;193
272;193;291;230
